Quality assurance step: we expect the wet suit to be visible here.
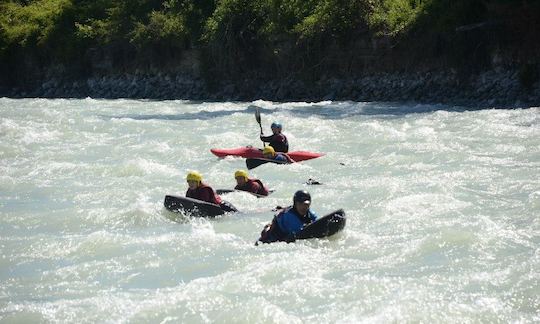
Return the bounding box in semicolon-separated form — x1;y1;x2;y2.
260;133;289;153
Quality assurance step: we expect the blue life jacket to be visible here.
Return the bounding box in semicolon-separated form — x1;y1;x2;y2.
258;206;317;243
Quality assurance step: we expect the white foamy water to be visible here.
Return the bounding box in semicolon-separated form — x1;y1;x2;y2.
1;98;539;323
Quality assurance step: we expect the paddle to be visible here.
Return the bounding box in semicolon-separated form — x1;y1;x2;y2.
216;188;275;196
255;106;265;147
246;157;289;170
216;189;235;195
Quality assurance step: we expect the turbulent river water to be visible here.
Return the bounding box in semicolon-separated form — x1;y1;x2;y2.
1;98;539;323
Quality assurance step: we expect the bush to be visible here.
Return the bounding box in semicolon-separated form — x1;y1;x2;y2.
130;10;188;48
368;0;426;36
0;0;72;48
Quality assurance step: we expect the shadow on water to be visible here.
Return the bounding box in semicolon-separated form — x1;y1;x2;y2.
105;102;482;122
286;101;474;120
109;109;245;121
105;104;264;121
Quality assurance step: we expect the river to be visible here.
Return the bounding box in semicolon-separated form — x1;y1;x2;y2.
1;98;539;323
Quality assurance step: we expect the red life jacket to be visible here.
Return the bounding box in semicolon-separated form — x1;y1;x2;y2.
235;178;269;196
252;179;270;196
186;183;222;205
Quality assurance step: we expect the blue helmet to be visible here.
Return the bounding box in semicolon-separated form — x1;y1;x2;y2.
271;122;282;129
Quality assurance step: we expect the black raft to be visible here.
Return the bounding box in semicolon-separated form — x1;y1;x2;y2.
164;195;237;217
258;209;346;244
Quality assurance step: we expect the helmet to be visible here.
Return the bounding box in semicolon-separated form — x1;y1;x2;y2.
186;171;202;182
271;122;282;129
262;146;275;155
234;170;248;179
293;190;311;204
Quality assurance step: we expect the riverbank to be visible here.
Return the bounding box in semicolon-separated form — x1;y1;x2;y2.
2;1;539;108
2;67;539;108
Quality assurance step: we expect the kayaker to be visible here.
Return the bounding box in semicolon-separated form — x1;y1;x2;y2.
260;122;289;152
186;171;237;212
258;190;318;243
262;146;294;163
234;170;270;196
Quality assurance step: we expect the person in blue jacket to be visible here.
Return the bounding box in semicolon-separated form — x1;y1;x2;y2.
257;190;318;243
262;146;294;163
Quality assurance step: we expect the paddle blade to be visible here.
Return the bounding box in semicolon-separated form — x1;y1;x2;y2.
255;106;264;137
246;158;288;170
255;106;261;124
217;188;274;197
246;158;269;170
216;189;235;195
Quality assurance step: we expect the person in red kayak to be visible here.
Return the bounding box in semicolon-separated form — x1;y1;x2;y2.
186;171;237;211
262;146;295;163
260;122;289;153
234;170;270;196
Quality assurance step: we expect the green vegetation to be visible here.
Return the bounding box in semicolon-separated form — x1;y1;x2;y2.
369;0;426;36
1;0;538;85
0;0;71;47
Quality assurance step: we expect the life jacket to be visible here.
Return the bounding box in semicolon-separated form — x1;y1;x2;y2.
258;207;291;243
270;134;289;153
275;152;294;163
258;206;311;243
236;178;269;196
261;133;289;153
186;183;222;205
253;179;270;196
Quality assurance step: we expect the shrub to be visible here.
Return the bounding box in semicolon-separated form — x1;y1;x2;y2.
0;0;72;48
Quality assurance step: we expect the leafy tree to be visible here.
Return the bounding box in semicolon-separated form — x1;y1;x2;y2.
368;0;426;36
0;0;72;49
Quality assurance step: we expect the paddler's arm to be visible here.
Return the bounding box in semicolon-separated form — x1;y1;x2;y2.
260;134;273;142
283;153;295;163
308;210;318;222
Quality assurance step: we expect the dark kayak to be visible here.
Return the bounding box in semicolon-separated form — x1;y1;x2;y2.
216;188;274;198
257;209;346;244
164;195;237;217
296;209;346;239
246;157;289;170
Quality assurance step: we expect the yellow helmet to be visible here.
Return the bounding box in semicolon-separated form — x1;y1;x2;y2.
263;146;275;155
234;170;248;179
186;171;202;182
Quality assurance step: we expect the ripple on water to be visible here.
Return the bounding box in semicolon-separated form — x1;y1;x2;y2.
1;99;538;322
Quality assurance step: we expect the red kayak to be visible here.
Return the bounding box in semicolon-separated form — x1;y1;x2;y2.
210;146;324;162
